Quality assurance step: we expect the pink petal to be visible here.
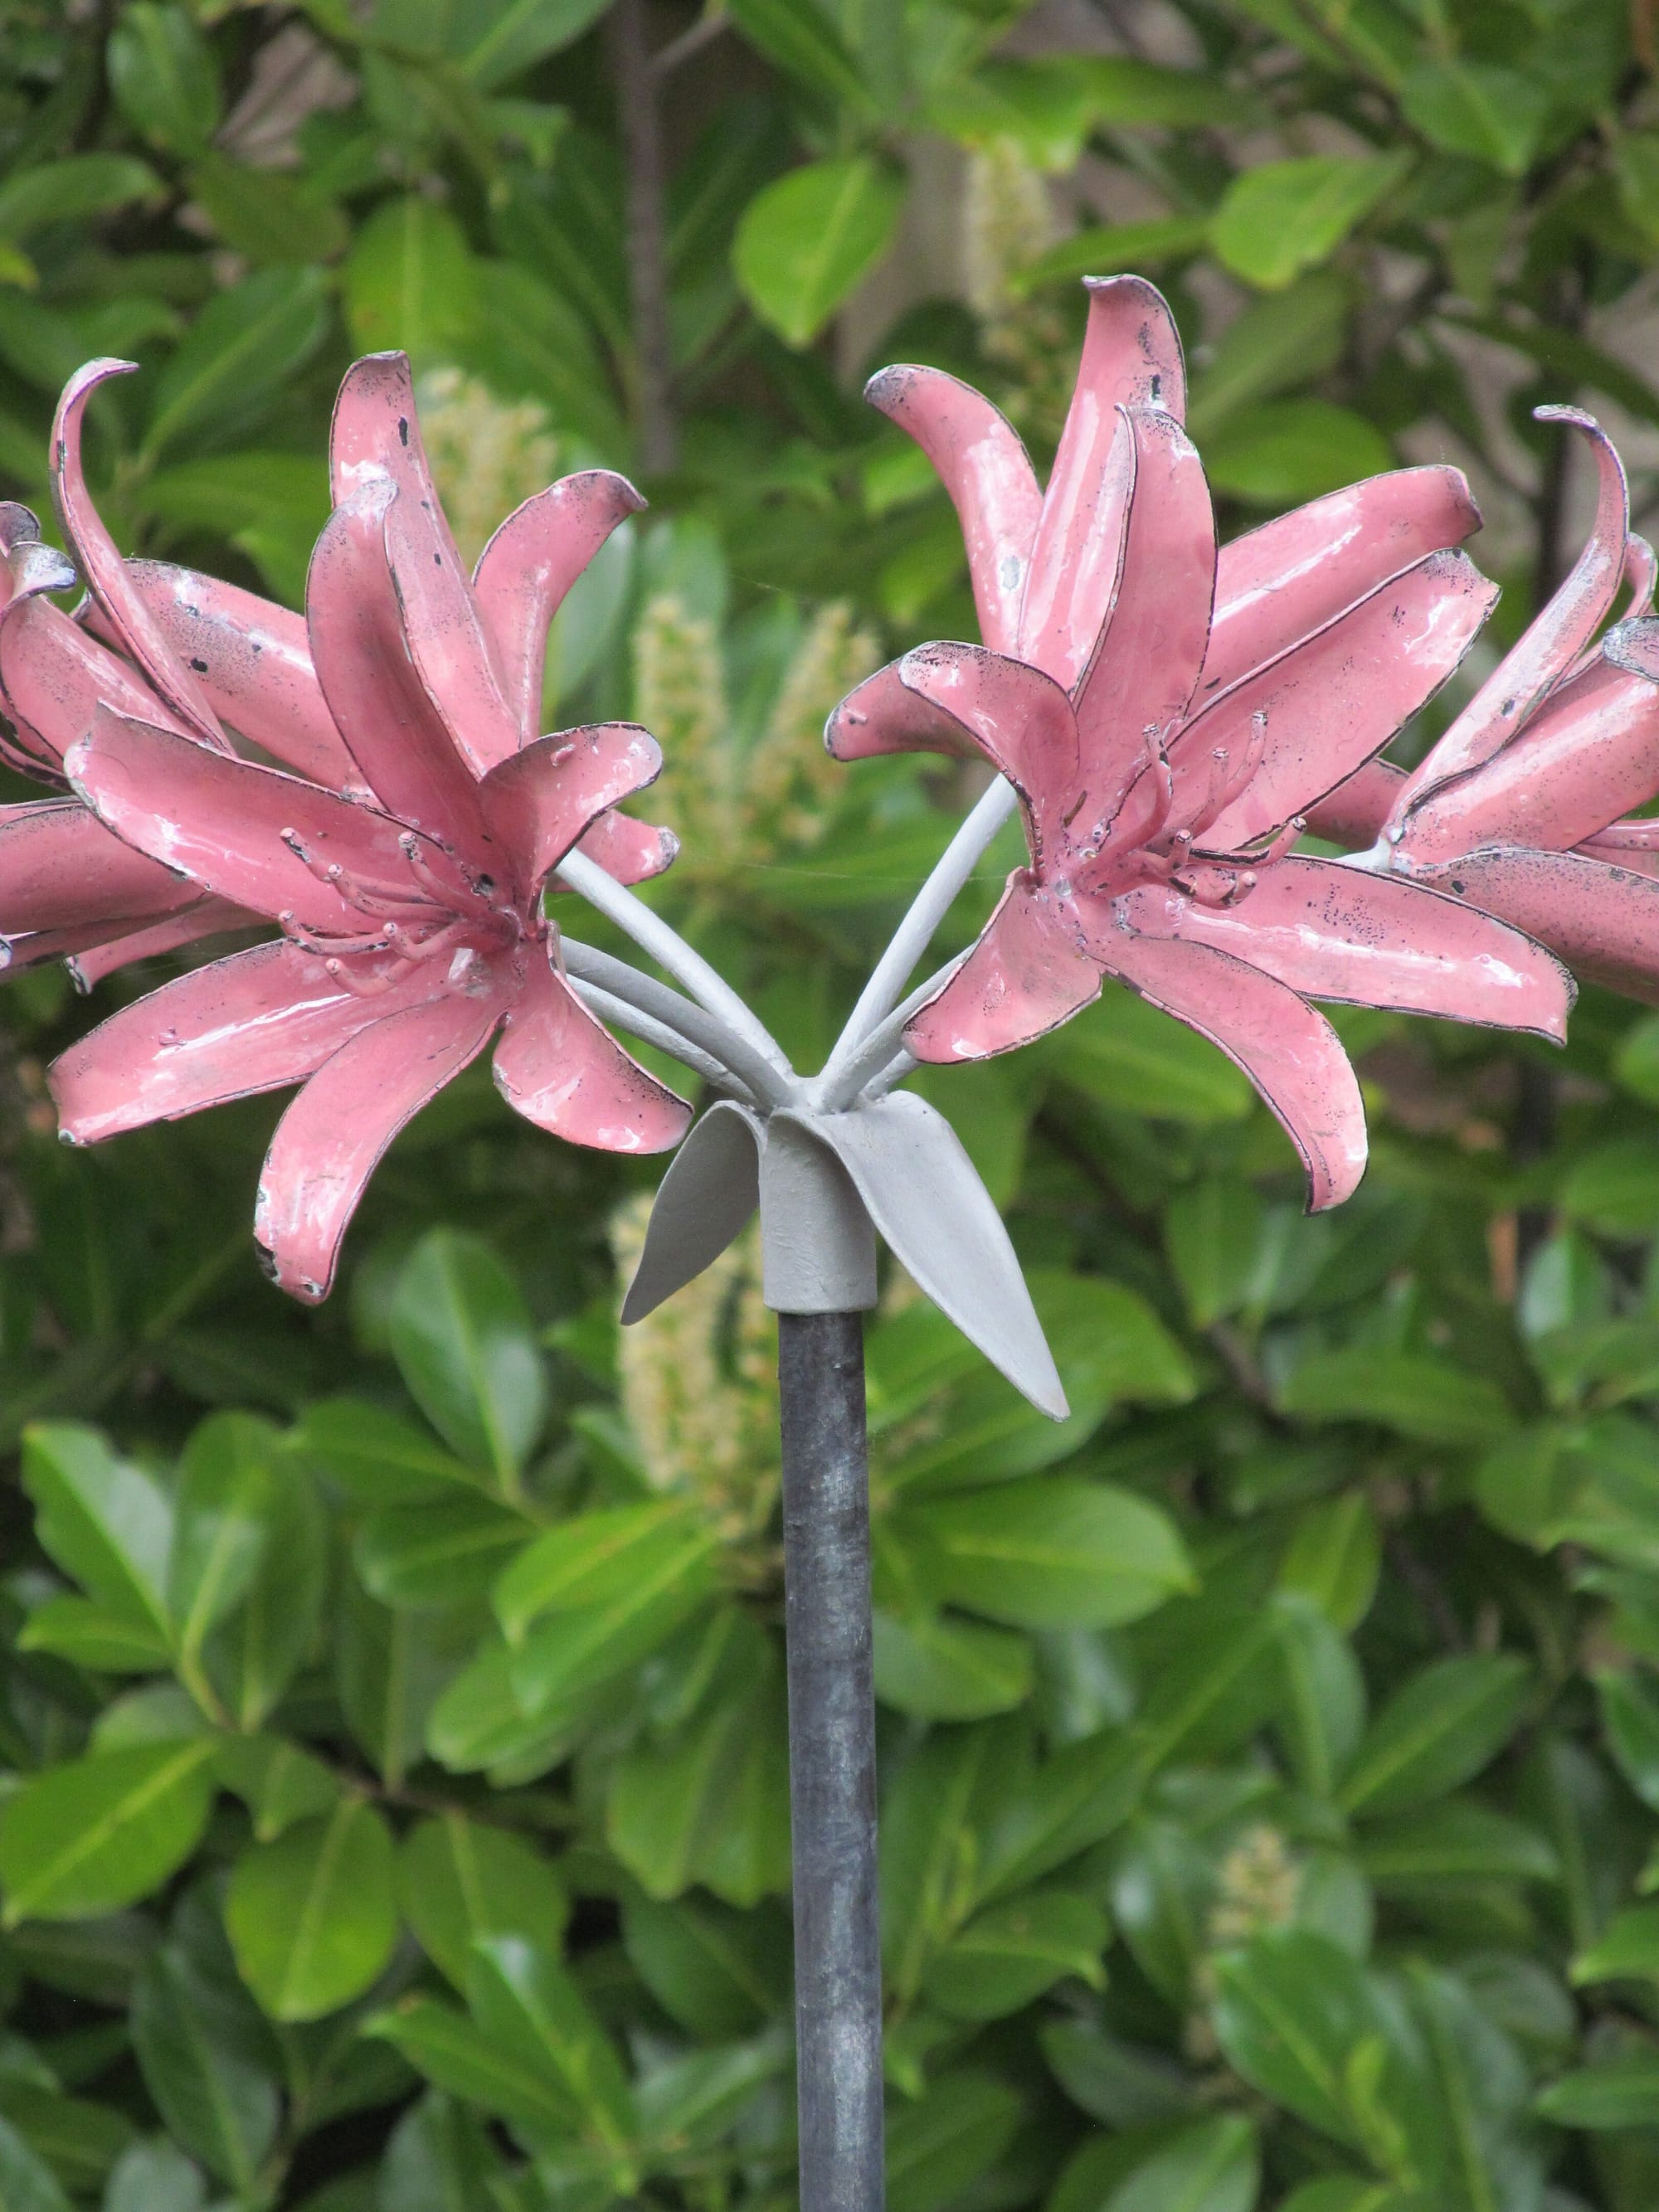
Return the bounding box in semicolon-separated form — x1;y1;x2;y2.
493;941;688;1151
823;655;980;764
903;878;1102;1061
1071;406;1214;804
473;471;644;743
66;705;451;929
382;475;521;778
305;485;494;856
0;587;190;774
1396;655;1659;864
106;562;359;789
864;364;1042;655
1102;928;1367;1211
328;351;450;515
479;722;663;897
0;797;191;933
1116;855;1572;1038
1414;846;1659;1008
66;897;254;991
1303;756;1404;847
562;808;678;887
0;503;73;606
50;937;437;1145
1626;535;1657;624
1018;278;1187;683
1391;409;1627;820
1580;818;1659;880
255;987;507;1300
1190;550;1497;853
895;643;1078;861
51;362;227;749
1205;466;1481;698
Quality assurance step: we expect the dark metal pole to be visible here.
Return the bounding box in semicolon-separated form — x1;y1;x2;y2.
777;1310;884;2212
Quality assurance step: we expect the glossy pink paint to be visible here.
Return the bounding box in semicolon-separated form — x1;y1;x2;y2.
834;285;1577;1208
36;350;691;1300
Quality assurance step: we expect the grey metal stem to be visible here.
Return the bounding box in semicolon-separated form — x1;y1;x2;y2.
818;776;1018;1090
816;957;965;1113
567;980;759;1105
561;938;791;1108
778;1310;884;2212
558;847;791;1075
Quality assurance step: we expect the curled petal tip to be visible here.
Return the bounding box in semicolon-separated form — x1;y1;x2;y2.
1534;401;1603;430
1603;616;1659;682
864;363;915;415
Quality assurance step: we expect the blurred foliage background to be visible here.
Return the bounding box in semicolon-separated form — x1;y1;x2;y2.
7;0;1659;2208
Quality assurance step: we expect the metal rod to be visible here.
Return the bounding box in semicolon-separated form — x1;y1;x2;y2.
561;937;791;1107
777;1310;884;2212
558;847;791;1075
816;955;964;1113
818;777;1018;1089
567;980;759;1104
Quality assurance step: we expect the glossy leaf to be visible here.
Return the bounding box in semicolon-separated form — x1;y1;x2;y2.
0;1743;216;1924
398;1814;568;1992
390;1230;548;1489
732;157;903;348
224;1800;398;2021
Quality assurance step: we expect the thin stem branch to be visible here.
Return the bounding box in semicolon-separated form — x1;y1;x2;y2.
607;0;677;474
819;777;1018;1088
558;848;793;1076
562;939;786;1105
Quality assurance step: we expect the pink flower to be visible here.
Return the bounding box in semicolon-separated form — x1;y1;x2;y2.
0;355;669;989
828;280;1574;1208
47;352;691;1300
1298;411;1659;1010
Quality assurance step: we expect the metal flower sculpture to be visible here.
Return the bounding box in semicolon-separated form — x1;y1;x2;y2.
825;277;1574;1208
13;280;1644;2212
1291;410;1659;1009
41;352;692;1299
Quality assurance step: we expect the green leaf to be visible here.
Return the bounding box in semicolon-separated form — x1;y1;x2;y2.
927;58;1097;170
21;1422;173;1635
608;1664;791;1906
1185;273;1349;435
1165;1178;1265;1328
1014;214;1210;293
898;1480;1193;1630
465;1936;635;2150
1040;2019;1194;2128
494;1504;708;1641
0;2083;131;2194
343;195;479;363
130;1941;280;2192
1598;1668;1659;1810
1043;980;1253;1122
213;1734;341;1842
1279;1350;1514;1445
17;1596;171;1673
1573;1903;1659;1985
0;1742;217;1924
143;266;329;459
1357;1801;1558;1886
725;0;877;116
1102;2116;1259;2212
0;2118;71;2212
733;157;903;349
364;1994;579;2131
0;155;162;242
169;1412;281;1681
872;1612;1034;1720
455;0;610;89
922;1891;1107;2021
104;2140;207;2212
886;2071;1021;2212
977;1731;1144;1902
379;2097;497;2212
290;1397;481;1502
1212;1930;1398;2150
1211;153;1409;289
399;1814;568;1992
186;154;348;265
1338;1655;1531;1818
355;1495;531;1611
1563;1138;1659;1237
1537;2054;1659;2127
108;3;221;153
1204;401;1394;508
205;1451;326;1733
1272;1594;1365;1800
620;1894;790;2039
390;1230;547;1489
1278;1493;1380;1632
224;1800;398;2021
1400;60;1550;177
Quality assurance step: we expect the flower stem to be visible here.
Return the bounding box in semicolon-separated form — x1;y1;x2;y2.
819;778;1017;1091
816;957;963;1112
562;940;787;1106
557;849;791;1074
777;1310;885;2212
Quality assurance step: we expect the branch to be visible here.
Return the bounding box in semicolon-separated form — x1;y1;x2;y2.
607;0;678;474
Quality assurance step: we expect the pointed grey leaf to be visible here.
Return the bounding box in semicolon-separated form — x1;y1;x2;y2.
781;1093;1068;1419
620;1101;763;1325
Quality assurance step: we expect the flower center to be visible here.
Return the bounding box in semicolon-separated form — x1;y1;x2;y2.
276;824;523;993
